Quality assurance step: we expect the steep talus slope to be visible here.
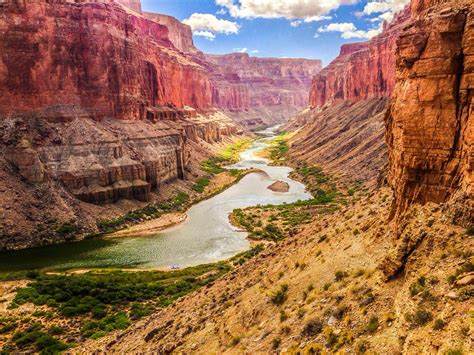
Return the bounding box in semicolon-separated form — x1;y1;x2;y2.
289;98;388;185
386;0;473;226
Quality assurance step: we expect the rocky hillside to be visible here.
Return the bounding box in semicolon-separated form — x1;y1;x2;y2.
288;8;410;186
289;98;388;185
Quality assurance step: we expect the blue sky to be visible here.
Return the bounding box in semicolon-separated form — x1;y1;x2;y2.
142;0;407;65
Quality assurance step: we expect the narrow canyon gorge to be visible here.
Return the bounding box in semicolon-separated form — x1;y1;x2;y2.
0;0;472;353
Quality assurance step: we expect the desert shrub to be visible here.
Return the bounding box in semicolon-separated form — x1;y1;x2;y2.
433;319;445;330
335;270;348;281
367;316;379;333
301;318;323;337
272;337;281;349
405;308;432;327
271;284;289;305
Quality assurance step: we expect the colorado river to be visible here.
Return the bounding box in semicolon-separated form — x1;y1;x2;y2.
0;126;311;272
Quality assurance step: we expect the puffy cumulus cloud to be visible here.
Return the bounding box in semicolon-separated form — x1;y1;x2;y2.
363;0;409;22
183;13;239;40
215;0;356;20
317;22;382;39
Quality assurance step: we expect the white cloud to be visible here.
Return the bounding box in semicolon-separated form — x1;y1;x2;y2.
290;20;302;27
233;47;248;53
215;0;357;20
250;49;259;54
318;22;357;33
216;8;227;15
193;31;216;40
313;33;320;38
317;22;382;39
183;13;239;40
363;0;409;22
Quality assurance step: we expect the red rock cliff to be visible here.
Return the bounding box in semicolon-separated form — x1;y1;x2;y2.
310;8;410;108
206;53;322;127
0;0;213;121
143;12;198;54
386;0;473;225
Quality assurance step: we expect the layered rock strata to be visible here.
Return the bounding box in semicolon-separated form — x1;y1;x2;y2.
386;0;473;224
0;1;213;120
310;8;410;108
205;53;322;128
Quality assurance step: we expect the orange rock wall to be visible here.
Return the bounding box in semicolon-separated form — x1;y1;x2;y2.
310;9;410;108
386;0;473;224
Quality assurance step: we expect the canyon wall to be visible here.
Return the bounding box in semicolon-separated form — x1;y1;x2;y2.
289;98;389;185
206;53;322;128
0;1;214;120
290;10;410;185
310;9;410;108
386;0;473;224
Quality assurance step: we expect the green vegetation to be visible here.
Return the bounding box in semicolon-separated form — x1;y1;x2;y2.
266;132;291;162
11;323;70;354
96;192;189;234
54;220;79;238
192;177;211;193
229;244;265;266
218;138;253;163
405;308;433;327
367;316;379;333
271;284;289;305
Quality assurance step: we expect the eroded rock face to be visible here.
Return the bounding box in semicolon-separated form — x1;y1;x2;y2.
310;8;410;108
143;12;198;54
0;1;213;120
206;53;322;127
386;0;473;225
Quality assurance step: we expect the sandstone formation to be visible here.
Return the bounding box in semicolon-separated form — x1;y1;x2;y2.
386;0;473;224
206;53;322;128
143;12;198;54
310;8;410;108
0;1;214;120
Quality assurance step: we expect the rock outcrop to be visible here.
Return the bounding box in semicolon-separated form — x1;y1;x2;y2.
206;53;322;128
310;8;410;108
143;12;198;54
386;0;473;225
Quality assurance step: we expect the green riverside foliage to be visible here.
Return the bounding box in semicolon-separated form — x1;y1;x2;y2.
96;192;189;233
192;177;211;193
11;323;70;354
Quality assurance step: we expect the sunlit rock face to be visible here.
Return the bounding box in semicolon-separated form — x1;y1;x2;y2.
206;53;323;127
0;0;238;225
309;8;410;108
386;0;473;225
